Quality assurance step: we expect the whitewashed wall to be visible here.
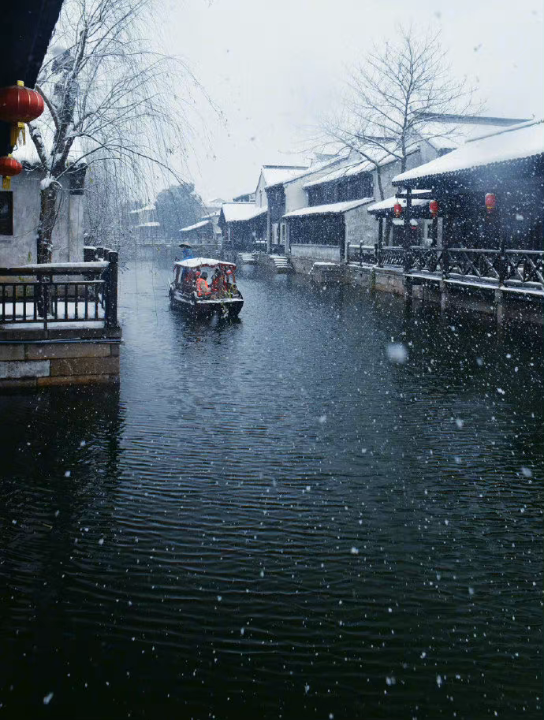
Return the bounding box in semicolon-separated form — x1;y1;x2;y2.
0;172;84;266
344;203;376;249
284;159;353;214
291;244;341;261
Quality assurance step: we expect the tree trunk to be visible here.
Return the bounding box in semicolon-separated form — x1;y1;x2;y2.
37;183;59;264
376;165;385;201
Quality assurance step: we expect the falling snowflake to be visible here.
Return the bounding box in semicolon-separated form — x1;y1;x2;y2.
386;343;408;364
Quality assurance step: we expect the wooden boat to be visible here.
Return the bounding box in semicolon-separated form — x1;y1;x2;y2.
169;257;244;318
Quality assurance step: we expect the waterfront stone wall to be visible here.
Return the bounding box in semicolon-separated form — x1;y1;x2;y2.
0;339;120;390
286;257;542;324
291;245;341;261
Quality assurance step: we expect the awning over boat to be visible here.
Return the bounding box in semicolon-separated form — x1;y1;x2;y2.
174;257;236;268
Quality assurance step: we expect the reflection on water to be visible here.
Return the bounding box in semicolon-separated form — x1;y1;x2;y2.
0;262;542;719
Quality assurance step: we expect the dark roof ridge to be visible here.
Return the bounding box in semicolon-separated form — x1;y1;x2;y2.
262;164;308;169
416;112;532;126
464;119;543;144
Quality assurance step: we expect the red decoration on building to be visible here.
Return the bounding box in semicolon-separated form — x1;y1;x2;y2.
429;199;439;218
0;156;23;176
485;193;496;214
0;155;23;189
0;82;44;123
393;202;402;218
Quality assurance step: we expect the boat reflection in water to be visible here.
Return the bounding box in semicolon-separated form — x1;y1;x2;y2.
169;257;244;319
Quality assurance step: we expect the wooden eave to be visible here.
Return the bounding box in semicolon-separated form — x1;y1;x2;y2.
369;206;433;220
0;0;64;155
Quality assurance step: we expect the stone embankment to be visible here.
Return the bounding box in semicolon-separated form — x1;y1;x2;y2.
258;254;543;326
0;330;121;390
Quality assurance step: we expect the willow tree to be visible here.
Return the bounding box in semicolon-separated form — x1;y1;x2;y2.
28;0;199;262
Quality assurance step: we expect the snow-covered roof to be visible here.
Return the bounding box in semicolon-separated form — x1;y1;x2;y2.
283;197;375;218
278;157;351;187
174;257;236;269
304;160;373;188
394;121;544;186
367;190;430;213
221;203;267;223
136;221;160;228
180;220;211;232
260;165;309;189
417;115;531;152
303;144;419;188
130;204;156;214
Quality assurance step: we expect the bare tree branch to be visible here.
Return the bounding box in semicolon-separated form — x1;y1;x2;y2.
323;25;482;192
28;0;209;262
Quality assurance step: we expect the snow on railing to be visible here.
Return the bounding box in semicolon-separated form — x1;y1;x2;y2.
0;248;119;330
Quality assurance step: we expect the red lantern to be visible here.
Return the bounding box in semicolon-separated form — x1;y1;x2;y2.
429;199;439;218
0;81;44;123
485;193;496;214
0;155;23;190
393;202;402;218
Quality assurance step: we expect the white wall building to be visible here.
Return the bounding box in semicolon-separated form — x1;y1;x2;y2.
0;162;86;267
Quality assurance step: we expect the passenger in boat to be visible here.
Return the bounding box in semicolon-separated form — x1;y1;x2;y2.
182;269;193;292
224;269;233;295
211;268;223;297
224;269;238;297
196;271;211;297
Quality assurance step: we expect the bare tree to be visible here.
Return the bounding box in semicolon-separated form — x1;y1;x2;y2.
324;27;479;200
28;0;202;262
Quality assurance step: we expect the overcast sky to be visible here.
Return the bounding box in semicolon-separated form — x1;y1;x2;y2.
160;0;543;202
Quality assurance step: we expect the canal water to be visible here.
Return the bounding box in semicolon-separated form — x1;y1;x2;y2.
0;261;542;719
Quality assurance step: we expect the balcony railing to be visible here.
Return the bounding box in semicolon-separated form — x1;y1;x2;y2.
0;247;119;331
347;243;378;265
346;241;543;290
409;247;544;287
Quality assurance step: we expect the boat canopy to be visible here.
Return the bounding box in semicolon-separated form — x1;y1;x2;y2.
174;257;236;269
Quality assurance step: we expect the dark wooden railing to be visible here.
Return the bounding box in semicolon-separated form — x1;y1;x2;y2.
0;247;119;330
346;242;405;267
346;240;543;289
347;243;377;265
406;247;441;273
407;247;544;287
379;246;405;267
445;248;501;281
503;249;544;285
